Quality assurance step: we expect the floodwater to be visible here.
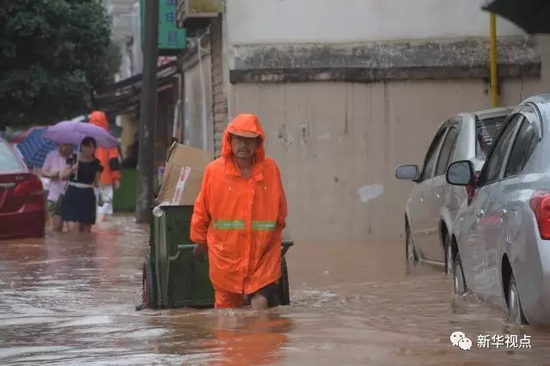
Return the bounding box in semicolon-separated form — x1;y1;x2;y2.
1;217;550;366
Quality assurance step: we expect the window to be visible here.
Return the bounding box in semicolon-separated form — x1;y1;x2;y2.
0;142;24;173
435;127;459;176
420;127;447;181
476;116;506;158
504;120;537;178
478;114;522;186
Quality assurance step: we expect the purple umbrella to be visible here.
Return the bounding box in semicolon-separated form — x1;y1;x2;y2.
42;120;118;148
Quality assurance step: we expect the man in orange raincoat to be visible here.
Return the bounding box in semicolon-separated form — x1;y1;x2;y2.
89;111;122;222
190;113;288;310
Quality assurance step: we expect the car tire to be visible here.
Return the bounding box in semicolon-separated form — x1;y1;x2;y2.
444;235;452;276
406;223;419;267
453;252;467;296
507;273;528;325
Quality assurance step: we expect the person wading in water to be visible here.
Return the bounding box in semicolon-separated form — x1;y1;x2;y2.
190;113;288;311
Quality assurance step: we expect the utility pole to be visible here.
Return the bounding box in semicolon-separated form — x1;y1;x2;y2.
489;13;498;107
135;0;159;223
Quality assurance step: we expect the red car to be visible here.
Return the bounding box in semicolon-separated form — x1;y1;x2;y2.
0;137;46;239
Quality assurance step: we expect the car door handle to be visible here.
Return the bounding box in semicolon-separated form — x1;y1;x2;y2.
499;209;508;218
476;210;485;218
436;193;441;199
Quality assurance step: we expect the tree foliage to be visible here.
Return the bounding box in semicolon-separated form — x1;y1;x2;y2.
0;0;120;129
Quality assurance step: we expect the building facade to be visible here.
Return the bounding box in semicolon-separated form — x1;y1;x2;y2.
182;0;550;243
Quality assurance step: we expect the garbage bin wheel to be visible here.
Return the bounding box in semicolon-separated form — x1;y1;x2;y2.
142;255;157;309
279;256;290;306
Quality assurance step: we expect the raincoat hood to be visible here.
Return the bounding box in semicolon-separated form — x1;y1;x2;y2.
88;110;121;185
222;114;265;162
89;111;108;131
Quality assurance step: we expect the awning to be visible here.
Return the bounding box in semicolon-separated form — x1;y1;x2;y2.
482;0;550;34
92;59;181;116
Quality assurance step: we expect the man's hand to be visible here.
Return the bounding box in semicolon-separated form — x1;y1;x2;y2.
193;243;208;256
60;164;77;180
51;171;61;181
114;180;121;190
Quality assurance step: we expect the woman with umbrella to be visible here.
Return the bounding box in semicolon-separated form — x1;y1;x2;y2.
43;120;118;233
59;137;103;232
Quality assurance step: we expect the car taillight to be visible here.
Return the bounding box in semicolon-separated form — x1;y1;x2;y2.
530;190;550;240
13;177;43;198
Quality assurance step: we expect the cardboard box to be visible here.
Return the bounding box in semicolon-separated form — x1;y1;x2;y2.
157;143;213;205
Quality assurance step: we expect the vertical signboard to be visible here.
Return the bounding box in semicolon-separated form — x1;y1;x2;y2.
142;0;186;53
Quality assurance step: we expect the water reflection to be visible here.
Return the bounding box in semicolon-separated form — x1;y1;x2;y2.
208;312;292;366
1;217;550;365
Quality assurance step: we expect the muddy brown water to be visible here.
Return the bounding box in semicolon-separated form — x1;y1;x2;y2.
1;216;550;365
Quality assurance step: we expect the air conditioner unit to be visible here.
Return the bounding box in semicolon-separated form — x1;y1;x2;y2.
176;0;223;30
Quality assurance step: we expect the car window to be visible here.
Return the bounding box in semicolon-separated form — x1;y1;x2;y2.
0;141;25;173
504;120;537;178
420;127;447;181
478;114;523;186
476;116;506;158
435;127;459;176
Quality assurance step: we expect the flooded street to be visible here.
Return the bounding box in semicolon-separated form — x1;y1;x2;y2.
2;217;550;365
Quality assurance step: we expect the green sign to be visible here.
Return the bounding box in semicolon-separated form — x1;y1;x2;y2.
141;0;186;50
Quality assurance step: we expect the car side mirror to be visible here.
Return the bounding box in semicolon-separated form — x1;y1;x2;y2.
446;160;475;186
395;165;419;182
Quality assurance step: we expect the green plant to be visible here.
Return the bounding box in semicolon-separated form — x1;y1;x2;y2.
0;0;120;130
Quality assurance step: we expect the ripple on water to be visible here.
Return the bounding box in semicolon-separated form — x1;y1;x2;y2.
4;229;550;365
0;346;74;360
55;315;112;328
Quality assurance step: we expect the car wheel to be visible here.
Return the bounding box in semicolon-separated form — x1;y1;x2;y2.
406;223;419;267
453;252;467;296
507;273;528;325
444;236;452;276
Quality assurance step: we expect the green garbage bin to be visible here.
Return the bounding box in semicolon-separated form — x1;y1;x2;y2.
137;204;294;310
141;205;214;309
113;169;138;212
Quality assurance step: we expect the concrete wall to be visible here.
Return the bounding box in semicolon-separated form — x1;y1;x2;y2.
226;0;524;46
219;0;548;242
224;1;539;113
230;37;550;243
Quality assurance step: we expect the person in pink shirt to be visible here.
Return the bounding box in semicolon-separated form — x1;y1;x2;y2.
40;144;74;231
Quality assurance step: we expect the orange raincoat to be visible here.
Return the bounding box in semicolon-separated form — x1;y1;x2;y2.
89;111;121;186
190;114;287;308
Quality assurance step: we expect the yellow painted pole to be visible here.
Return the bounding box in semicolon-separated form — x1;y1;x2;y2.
489;13;498;107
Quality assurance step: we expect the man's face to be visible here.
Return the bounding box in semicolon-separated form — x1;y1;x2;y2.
231;134;259;159
58;144;73;157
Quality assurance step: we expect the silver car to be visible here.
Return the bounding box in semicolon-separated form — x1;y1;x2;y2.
395;107;512;273
446;94;550;326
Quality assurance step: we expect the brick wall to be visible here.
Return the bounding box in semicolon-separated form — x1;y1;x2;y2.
210;15;227;158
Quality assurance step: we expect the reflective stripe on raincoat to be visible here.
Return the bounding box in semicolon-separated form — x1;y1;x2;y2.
190;113;288;295
89;111;121;186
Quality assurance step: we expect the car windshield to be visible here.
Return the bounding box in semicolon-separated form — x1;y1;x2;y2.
476;116;507;158
0;141;25;173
